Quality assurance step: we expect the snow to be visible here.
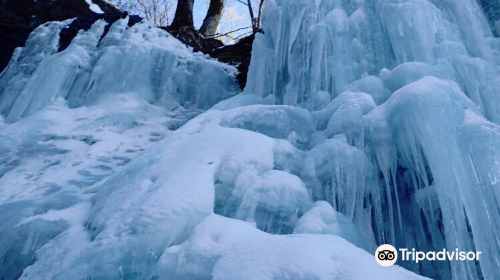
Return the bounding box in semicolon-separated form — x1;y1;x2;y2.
1;98;425;279
155;215;424;280
0;95;179;279
1;0;500;279
85;0;104;14
293;201;370;251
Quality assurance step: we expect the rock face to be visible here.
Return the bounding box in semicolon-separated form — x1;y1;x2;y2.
0;0;122;72
162;26;225;54
211;34;255;89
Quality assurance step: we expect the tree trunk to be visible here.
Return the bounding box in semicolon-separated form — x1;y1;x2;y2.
170;0;194;29
199;0;225;37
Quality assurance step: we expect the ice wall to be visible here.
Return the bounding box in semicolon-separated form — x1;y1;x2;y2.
246;0;500;123
244;0;500;279
0;18;238;123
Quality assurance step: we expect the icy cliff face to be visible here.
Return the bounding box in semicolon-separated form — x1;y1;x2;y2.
247;0;500;122
244;0;500;279
0;18;238;123
1;0;499;280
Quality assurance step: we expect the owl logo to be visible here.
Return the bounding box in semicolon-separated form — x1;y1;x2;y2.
378;250;396;261
375;244;398;266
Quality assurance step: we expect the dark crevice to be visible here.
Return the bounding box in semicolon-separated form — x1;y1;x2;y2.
478;0;500;36
58;13;119;52
58;12;142;52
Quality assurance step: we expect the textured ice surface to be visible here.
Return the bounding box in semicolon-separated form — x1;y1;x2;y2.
242;0;500;278
0;18;238;122
0;102;427;280
246;0;500;123
1;0;500;279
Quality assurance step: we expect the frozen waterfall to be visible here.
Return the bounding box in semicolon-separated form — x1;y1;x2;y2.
244;0;500;279
0;0;500;279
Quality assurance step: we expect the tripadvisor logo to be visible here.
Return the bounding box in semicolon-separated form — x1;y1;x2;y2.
375;244;398;266
375;244;482;267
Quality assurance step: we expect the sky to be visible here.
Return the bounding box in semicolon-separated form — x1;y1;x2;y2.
193;0;254;42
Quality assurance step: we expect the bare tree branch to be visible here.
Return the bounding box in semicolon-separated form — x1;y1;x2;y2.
246;0;256;31
115;0;175;26
206;26;252;39
256;0;265;28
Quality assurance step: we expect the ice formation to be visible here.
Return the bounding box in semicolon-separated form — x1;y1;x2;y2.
1;0;500;279
0;18;238;123
243;0;500;279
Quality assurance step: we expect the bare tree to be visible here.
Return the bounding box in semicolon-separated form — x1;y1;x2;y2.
199;0;225;36
202;0;264;41
170;0;195;29
114;0;174;26
213;5;246;43
255;0;264;28
113;0;136;12
235;0;265;32
112;0;262;43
